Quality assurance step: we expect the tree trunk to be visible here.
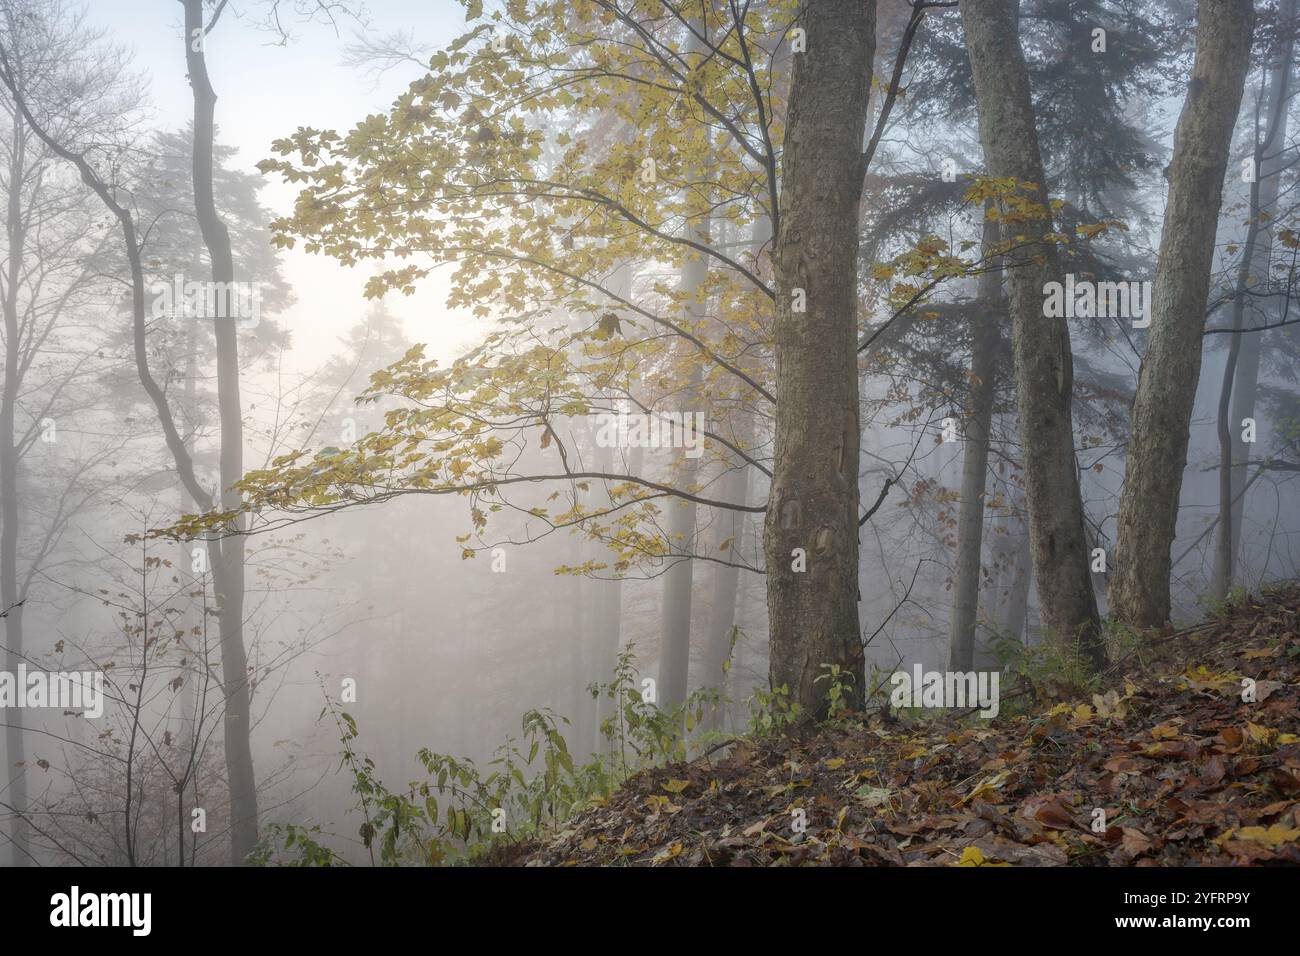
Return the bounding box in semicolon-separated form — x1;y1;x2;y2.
656;315;703;712
1111;0;1254;628
703;435;749;721
1;106;28;866
565;528;591;757
765;0;874;720
181;0;258;862
1214;0;1295;599
1003;525;1032;647
656;23;709;712
961;0;1104;667
948;214;1001;671
590;441;624;754
702;218;766;725
175;324;200;865
592;256;634;748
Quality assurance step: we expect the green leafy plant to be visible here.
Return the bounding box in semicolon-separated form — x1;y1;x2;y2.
815;662;856;720
746;683;801;736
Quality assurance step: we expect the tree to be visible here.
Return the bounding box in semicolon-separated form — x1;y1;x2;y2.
0;0;143;865
960;0;1104;666
1110;0;1255;628
178;0;258;864
222;0;963;725
1212;0;1298;599
763;0;875;716
947;214;1001;670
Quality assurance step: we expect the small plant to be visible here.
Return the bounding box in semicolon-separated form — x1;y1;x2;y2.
1197;583;1249;619
746;683;801;736
988;623;1098;706
815;662;856;720
249;824;346;867
592;643;682;775
258;646;728;865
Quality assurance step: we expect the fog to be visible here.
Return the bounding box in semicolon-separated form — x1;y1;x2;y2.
1;0;1298;868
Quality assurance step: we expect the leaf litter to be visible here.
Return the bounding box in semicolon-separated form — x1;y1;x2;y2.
499;585;1300;866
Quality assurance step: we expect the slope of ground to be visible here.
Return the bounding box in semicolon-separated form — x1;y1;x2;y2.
505;585;1300;866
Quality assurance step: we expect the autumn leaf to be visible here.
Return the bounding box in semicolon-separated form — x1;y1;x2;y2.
1217;824;1300;849
955;846;1011;867
855;785;891;808
651;841;683;864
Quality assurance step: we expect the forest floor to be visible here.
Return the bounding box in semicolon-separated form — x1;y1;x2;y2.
502;584;1300;866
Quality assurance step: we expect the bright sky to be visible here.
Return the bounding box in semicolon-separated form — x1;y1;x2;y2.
86;0;482;368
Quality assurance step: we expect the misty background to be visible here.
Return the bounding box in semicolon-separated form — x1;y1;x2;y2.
1;0;1298;866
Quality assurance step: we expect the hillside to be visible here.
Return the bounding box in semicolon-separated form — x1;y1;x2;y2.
505;586;1300;866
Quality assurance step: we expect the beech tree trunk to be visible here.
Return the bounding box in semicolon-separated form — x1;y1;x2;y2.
1111;0;1254;628
961;0;1103;667
948;214;1001;671
764;0;874;719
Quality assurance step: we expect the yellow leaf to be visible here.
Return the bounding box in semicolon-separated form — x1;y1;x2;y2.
1246;722;1277;747
825;757;845;770
652;841;683;864
955;846;1011;867
1220;825;1300;849
662;778;690;794
960;770;1010;805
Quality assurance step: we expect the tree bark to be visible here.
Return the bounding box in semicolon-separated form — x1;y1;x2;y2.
948;214;1001;671
1111;0;1254;628
1003;525;1032;647
765;0;874;720
960;0;1103;667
